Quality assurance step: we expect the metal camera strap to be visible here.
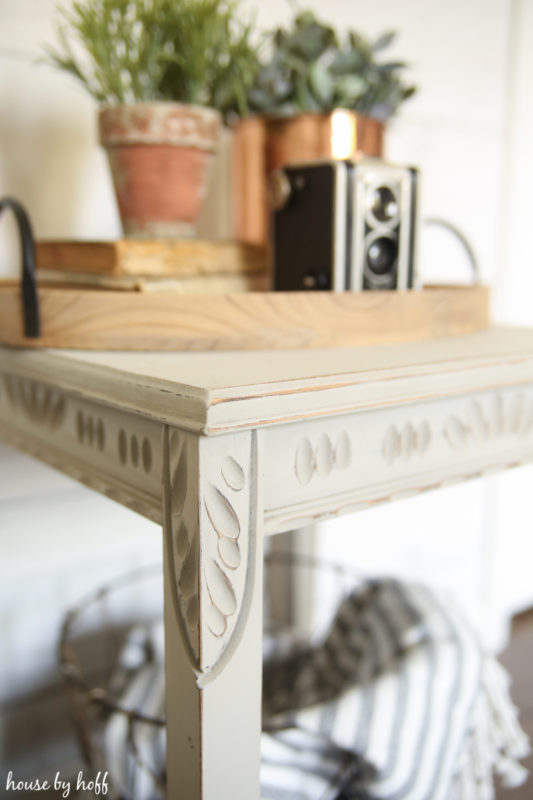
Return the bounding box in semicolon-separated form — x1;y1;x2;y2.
0;196;40;338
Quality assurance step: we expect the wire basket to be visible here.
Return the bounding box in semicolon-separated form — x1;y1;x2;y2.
59;554;363;800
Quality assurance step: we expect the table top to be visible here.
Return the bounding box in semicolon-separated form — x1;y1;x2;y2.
2;326;533;433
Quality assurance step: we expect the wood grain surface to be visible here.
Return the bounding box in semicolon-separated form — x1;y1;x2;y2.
35;239;268;277
0;285;490;351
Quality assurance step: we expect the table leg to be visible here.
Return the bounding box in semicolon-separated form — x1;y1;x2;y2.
162;426;264;799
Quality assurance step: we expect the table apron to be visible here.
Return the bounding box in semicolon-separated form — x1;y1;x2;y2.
263;384;533;534
3;368;533;538
0;370;163;523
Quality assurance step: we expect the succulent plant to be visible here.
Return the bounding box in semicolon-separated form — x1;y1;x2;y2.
45;0;260;115
246;10;416;121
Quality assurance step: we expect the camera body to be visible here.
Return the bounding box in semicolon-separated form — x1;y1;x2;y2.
269;159;419;292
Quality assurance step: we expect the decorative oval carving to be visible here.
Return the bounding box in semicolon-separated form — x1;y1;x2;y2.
335;431;351;470
508;393;525;435
418;421;431;453
519;398;533;435
96;419;105;451
50;396;66;429
76;410;85;443
78;411;105;450
467;401;486;443
186;596;199;630
206;560;237;616
130;435;139;467
175;520;189;558
86;416;94;445
315;433;334;477
445;417;468;450
295;437;314;485
221;456;245;491
11;378;67;429
3;375;15;405
179;537;198;599
118;429;128;465
39;388;51;422
142;437;153;473
444;392;533;454
488;394;503;438
171;442;188;516
294;430;352;481
219;537;240;570
383;425;400;466
20;381;35;415
205;486;240;540
401;423;415;461
206;604;226;637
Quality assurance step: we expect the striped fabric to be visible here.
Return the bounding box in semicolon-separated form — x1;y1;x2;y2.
262;579;529;799
102;579;529;800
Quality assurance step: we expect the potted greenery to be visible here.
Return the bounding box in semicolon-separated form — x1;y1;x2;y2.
232;10;417;244
46;0;259;237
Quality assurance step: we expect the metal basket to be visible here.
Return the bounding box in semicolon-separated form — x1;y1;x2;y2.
59;554;362;800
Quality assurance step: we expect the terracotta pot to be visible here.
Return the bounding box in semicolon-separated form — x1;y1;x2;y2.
99;103;221;238
232;111;384;245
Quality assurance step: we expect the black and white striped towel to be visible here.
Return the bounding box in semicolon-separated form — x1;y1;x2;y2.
103;579;529;800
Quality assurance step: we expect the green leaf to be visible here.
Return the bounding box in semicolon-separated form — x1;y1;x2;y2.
243;10;414;120
376;61;408;73
339;74;368;94
372;30;396;52
295;73;321;112
330;50;364;75
333;74;368;105
247;87;272;111
44;0;261;111
309;60;333;105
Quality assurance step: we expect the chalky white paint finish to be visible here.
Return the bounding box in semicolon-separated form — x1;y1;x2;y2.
2;327;533;798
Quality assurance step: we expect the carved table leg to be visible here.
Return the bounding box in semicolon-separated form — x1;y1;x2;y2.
162;426;264;799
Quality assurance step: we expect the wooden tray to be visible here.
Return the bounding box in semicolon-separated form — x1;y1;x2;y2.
0;284;490;351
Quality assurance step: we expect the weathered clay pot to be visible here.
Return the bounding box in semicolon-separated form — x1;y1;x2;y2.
232;110;384;245
99;103;221;238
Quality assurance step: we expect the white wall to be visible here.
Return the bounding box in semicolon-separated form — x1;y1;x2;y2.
1;0;533;779
244;0;533;646
0;0;120;272
0;446;161;780
486;0;533;621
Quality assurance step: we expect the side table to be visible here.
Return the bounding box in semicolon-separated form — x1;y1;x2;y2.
2;327;533;799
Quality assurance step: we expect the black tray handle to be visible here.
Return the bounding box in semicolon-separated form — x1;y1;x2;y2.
0;196;41;338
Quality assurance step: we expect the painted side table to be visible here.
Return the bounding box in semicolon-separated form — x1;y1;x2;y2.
2;327;533;799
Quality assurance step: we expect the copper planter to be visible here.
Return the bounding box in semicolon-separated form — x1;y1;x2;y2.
232;111;384;245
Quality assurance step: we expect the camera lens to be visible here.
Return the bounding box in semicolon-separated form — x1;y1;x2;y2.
370;186;398;223
366;236;397;275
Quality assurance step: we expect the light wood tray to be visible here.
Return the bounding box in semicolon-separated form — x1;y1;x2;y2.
0;284;489;351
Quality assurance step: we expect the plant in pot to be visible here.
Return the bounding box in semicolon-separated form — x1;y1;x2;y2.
45;0;260;238
231;9;417;244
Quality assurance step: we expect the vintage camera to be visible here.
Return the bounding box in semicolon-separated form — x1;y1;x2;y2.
269;159;419;291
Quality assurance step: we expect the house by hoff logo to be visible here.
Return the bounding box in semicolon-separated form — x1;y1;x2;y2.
6;770;109;797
